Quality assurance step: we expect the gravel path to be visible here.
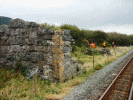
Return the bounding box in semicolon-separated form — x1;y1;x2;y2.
62;50;133;100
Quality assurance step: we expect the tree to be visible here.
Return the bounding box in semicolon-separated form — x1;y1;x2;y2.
92;30;108;45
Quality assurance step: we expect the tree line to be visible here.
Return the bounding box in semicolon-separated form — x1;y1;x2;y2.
60;24;133;47
1;17;132;47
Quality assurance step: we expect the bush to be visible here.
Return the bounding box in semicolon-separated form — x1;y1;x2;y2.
99;41;111;47
94;64;103;70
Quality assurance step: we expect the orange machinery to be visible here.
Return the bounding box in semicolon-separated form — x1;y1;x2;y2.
84;40;96;48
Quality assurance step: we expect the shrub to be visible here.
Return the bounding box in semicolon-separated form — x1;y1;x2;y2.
94;64;103;70
99;41;111;47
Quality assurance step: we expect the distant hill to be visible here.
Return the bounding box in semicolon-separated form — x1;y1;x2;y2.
0;16;12;25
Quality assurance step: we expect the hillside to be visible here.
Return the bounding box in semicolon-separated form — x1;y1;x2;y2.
0;16;12;25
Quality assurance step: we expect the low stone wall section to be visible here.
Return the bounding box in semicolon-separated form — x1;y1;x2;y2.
0;18;86;82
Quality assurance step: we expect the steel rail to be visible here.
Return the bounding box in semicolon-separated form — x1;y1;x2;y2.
128;81;133;100
99;56;133;100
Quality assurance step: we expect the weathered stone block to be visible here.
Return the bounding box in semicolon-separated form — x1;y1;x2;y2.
21;61;29;67
48;29;55;35
9;18;26;28
63;59;71;70
47;58;52;65
63;29;70;36
53;53;64;60
37;28;47;35
31;52;40;61
6;55;14;62
9;36;15;45
0;58;7;64
43;27;50;31
8;46;14;53
14;36;23;45
1;46;8;53
21;53;31;61
64;70;73;80
14;28;21;36
52;36;58;42
0;54;6;58
22;45;29;52
54;41;64;46
55;31;64;35
35;39;46;46
62;47;71;53
40;75;48;80
53;62;64;67
1;40;6;46
6;62;13;67
5;28;10;36
62;35;73;41
21;29;27;34
52;59;63;65
49;41;54;45
26;22;38;28
43;35;52;40
29;45;36;52
37;61;47;67
64;41;71;46
64;53;71;58
43;69;52;76
0;25;8;33
1;35;8;40
27;38;35;45
43;65;49;69
79;65;86;74
38;36;44;39
44;46;49;53
35;46;44;52
29;31;37;38
10;29;15;36
35;46;51;52
40;52;46;61
13;45;21;53
71;57;77;63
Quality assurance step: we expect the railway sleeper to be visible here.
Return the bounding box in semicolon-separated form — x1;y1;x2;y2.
113;84;131;92
116;79;132;85
106;90;129;100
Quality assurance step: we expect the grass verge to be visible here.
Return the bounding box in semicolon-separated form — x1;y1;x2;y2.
0;46;132;100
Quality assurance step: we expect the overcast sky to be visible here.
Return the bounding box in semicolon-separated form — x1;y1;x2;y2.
0;0;133;35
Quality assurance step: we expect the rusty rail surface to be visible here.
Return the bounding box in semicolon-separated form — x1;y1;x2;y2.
99;56;133;100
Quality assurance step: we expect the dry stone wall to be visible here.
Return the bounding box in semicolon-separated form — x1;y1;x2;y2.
0;18;86;82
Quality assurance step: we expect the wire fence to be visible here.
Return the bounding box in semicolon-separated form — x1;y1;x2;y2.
25;65;39;79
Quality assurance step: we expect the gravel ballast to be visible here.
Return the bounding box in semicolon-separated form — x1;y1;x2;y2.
62;50;133;100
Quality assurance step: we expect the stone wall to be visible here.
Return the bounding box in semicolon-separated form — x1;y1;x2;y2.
0;18;86;82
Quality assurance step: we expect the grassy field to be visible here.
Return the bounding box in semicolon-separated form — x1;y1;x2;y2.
0;46;132;100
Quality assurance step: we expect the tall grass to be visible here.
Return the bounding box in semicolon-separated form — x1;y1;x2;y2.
0;46;132;100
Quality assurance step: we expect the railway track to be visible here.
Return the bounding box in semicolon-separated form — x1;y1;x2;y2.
99;56;133;100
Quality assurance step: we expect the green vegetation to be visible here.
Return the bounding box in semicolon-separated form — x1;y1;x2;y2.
0;16;12;25
0;18;133;99
0;47;131;99
94;64;103;70
39;23;133;47
60;24;133;47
